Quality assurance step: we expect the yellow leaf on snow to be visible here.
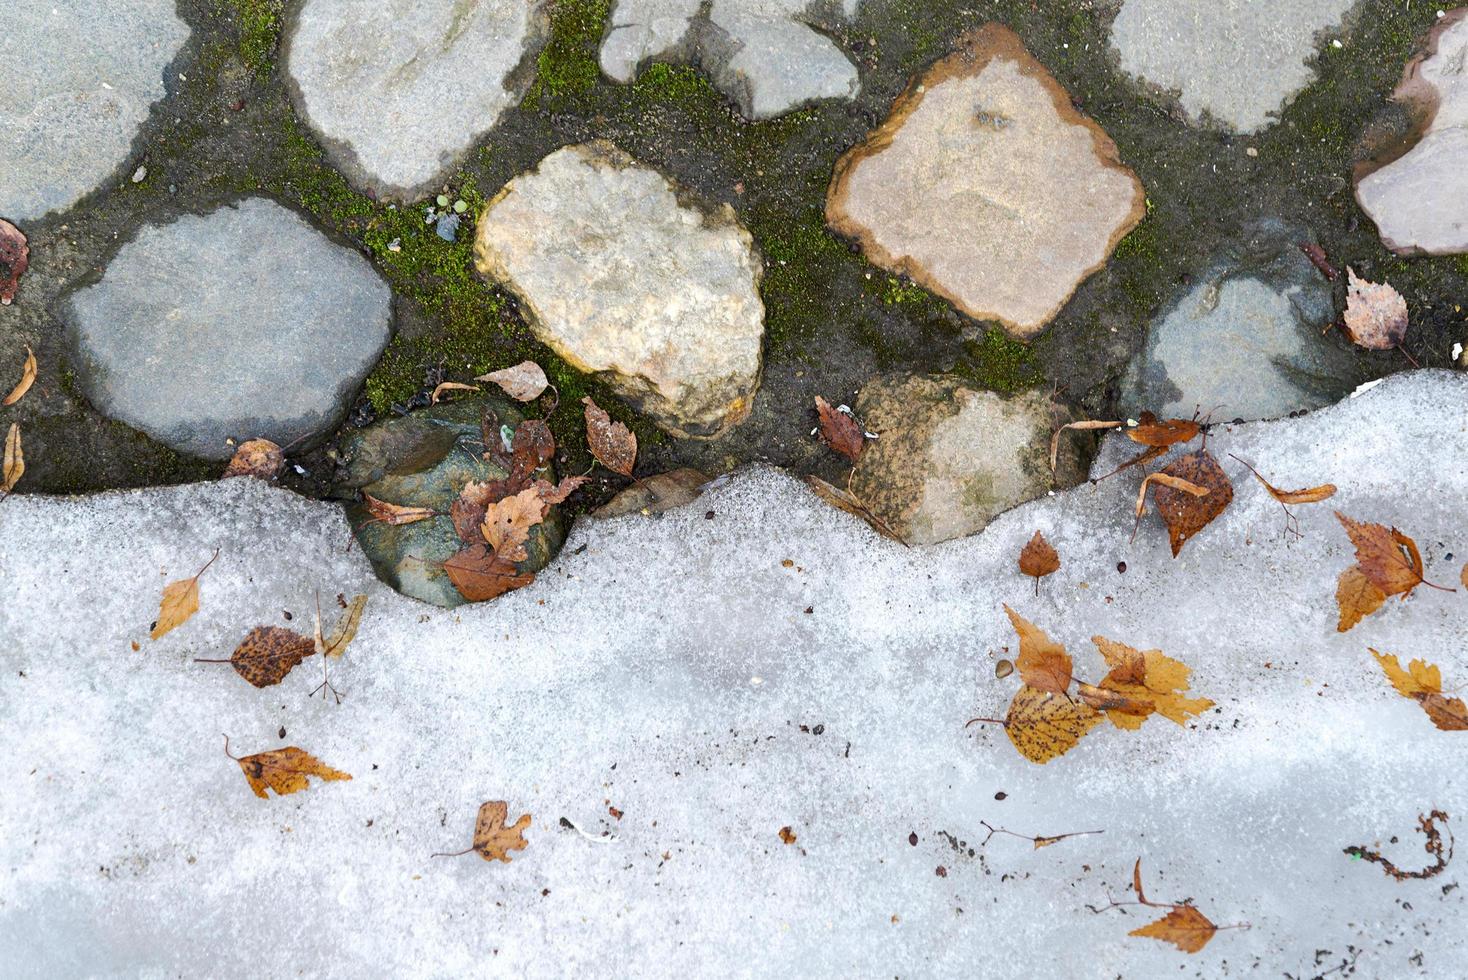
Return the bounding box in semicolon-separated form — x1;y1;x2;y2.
1130;904;1218;954
318;594;368;658
150;550;220;641
1003;605;1073;694
1004;684;1102;764
1336;565;1388;633
1090;636;1213;729
436;800;533;863
231;744;352;799
1371;650;1468;731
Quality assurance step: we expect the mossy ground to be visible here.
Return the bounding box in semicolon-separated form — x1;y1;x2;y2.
6;0;1466;501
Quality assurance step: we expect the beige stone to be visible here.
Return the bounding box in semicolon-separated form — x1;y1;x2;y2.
826;24;1145;338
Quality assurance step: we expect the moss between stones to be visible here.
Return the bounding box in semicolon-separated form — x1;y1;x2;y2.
214;0;284;76
523;0;612;110
951;329;1043;393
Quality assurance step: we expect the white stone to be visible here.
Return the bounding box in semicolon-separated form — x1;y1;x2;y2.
1356;9;1468;255
475;142;764;438
601;0;861;119
827;25;1145;338
285;0;547;200
1110;0;1356;133
0;0;190;222
2;371;1466;975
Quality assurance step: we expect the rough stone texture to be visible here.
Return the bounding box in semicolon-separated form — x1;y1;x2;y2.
826;25;1145;339
61;198;392;461
4;372;1466;976
849;375;1076;546
336;397;565;608
1120;220;1365;422
0;0;190;222
1355;9;1468;255
601;0;861;119
475;142;765;439
285;0;547;201
1110;0;1356;134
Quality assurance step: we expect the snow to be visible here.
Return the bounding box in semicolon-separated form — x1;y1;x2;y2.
2;371;1466;977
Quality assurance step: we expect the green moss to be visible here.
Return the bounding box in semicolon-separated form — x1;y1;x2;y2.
632;62;720;104
522;0;611;110
951;329;1043;393
750;209;851;357
215;0;284;75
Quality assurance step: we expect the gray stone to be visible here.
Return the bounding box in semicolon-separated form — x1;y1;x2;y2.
601;0;860;119
826;25;1145;339
1120;220;1364;422
0;0;190;222
849;375;1077;546
475;142;764;439
285;0;548;201
62;198;392;460
1109;0;1355;134
1355;10;1468;255
337;397;565;607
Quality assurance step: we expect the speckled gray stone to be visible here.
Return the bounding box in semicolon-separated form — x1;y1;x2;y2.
1120;220;1365;421
0;0;190;221
1110;0;1355;133
285;0;548;200
62;198;392;460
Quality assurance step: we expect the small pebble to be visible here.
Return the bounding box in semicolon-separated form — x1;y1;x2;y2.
436;213;460;242
131;165;147;183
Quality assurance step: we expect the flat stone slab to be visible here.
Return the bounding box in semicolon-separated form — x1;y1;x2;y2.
1110;0;1355;133
1119;220;1364;421
602;0;861;119
285;0;547;200
0;0;189;222
2;371;1465;975
1356;9;1468;255
61;198;392;460
475;141;764;439
826;25;1145;338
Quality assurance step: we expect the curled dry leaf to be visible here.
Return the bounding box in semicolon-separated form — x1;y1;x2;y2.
1018;530;1060;594
805;475;907;546
582;397;637;477
221;438;285;481
209;625;315;687
430;381;480;404
150;549;219;641
1343;267;1408;351
1134;472;1208;519
1;422;21;496
531;474;590;507
227;739;352;799
319;594;367;658
1152;451;1233;556
362;492;437;526
1371;650;1468;731
476;361;549;402
1127;411;1201;448
443;543;535;602
0;218;28;305
1130;905;1219;954
1050;420;1120;475
814;396;866;463
1234;460;1336;505
435;801;532;863
3;345;36;406
1004;605;1073;694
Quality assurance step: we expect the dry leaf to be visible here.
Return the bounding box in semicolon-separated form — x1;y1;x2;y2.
582;397;637;477
509;418;556;485
594;468;707;518
1236;462;1336;505
221;438;284;481
531;474;589;507
806;475;907;545
436;801;532;863
814;396;866;463
430;381;480;404
476;361;549;402
213;625;315;687
1130;905;1218;954
229;742;351;799
1050;420;1120;474
3;345;36;406
1343;267;1408;350
1371;650;1468;731
443;543;536;602
1003;684;1102;764
1134;472;1208;519
1;423;21;495
1003;605;1072;694
779;826;797;845
1018;531;1060;593
1336;513;1426;598
1089;636;1213;729
0;218;27;305
481;487;545;563
1153;451;1233;556
1336;565;1387;633
362;492;437;526
150;549;219;641
1127;412;1201;448
320;594;367;658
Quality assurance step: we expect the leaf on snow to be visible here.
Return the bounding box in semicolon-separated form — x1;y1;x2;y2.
1018;531;1060;593
3;345;36;406
224;625;315;687
1088;636;1213;729
814;396;866;463
149;550;219;641
319;594;367;659
1130;905;1219;954
1343;267;1408;350
476;361;549;402
230;742;352;799
436;800;532;863
1371;650;1468;731
0;218;28;306
1003;605;1072;694
1152;450;1233;556
221;438;284;481
1336;565;1387;633
1336;512;1426;598
1004;684;1102;764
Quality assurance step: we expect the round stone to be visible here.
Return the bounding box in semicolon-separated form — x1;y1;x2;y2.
62;197;392;460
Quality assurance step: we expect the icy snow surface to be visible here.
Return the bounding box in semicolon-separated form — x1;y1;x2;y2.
2;372;1466;977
